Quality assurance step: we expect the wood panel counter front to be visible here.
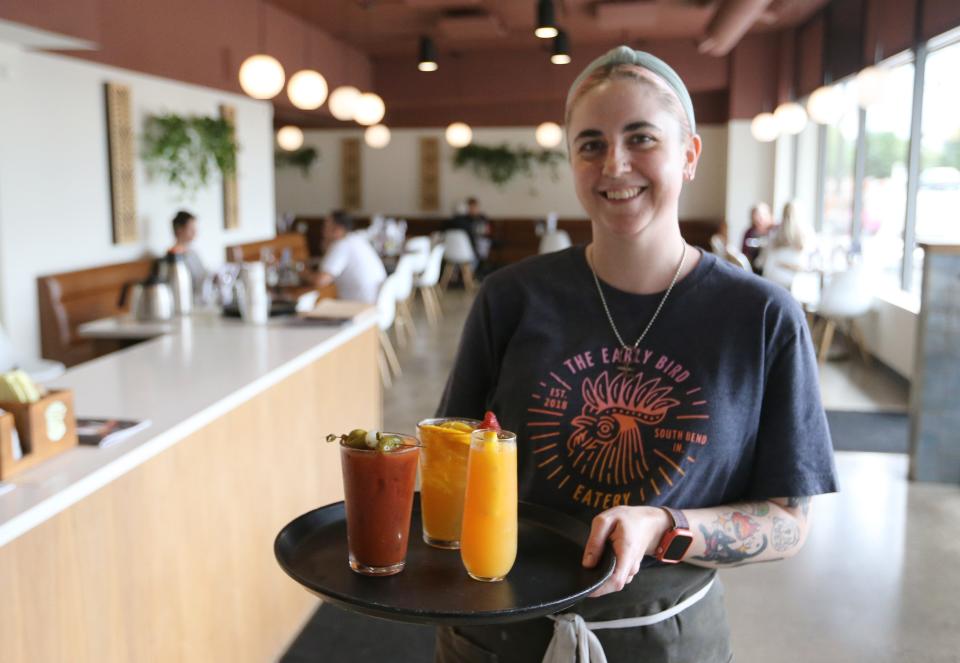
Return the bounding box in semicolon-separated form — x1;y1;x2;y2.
0;311;381;662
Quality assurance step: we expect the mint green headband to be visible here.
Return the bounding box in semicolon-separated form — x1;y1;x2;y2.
566;46;696;134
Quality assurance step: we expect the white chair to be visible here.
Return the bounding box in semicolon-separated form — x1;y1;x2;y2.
391;254;418;349
0;324;65;384
816;262;874;364
709;233;751;271
375;274;402;388
440;229;477;292
404;236;431;277
539;230;572;254
710;234;727;256
416;244;446;327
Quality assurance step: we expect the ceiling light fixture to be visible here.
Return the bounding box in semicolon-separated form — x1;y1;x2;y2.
328;85;361;121
750;113;780;142
365;124;391;149
535;122;563;148
855;65;890;108
238;1;285;100
773;101;807;135
276;126;304;151
806;85;844;125
287;70;328;110
535;0;558;39
239;54;286;100
353;92;386;126
418;36;438;72
446;122;473;148
551;30;570;64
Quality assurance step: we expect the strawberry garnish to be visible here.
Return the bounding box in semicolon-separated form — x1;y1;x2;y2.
481;410;501;431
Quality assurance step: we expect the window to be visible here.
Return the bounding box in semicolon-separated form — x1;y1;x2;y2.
860;60;915;293
915;36;960;291
821;81;859;245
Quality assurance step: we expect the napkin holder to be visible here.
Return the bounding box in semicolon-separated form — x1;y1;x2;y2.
0;389;78;480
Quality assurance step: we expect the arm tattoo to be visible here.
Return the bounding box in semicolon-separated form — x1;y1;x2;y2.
691;511;768;564
772;516;801;551
743;502;770;517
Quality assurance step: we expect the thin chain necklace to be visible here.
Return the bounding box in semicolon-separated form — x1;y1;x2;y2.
588;241;687;375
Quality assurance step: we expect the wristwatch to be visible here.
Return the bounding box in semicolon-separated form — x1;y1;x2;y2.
654;506;694;564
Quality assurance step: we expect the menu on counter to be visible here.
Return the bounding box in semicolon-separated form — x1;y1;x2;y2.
76;417;151;448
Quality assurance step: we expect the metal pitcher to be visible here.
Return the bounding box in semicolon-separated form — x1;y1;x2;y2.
160;252;193;315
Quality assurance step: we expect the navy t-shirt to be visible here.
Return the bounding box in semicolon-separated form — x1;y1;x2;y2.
438;246;838;523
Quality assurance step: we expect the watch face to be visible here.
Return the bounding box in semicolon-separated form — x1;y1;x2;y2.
664;534;693;560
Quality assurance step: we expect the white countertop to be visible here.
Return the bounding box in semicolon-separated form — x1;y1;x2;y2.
0;309;376;548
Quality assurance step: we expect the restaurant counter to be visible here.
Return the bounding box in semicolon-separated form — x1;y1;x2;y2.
0;310;381;662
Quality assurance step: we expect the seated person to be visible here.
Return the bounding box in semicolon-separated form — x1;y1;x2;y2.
741;202;774;272
761;201;816;290
443;201;480;259
310;210;386;304
168;210;207;295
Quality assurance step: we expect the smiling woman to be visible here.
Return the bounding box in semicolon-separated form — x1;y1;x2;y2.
433;46;838;663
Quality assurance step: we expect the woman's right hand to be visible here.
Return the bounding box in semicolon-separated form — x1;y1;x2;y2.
581;505;671;597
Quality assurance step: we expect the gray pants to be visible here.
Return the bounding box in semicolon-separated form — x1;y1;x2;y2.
435;566;731;663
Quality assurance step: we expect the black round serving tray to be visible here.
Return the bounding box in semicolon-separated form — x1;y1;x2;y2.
274;495;615;626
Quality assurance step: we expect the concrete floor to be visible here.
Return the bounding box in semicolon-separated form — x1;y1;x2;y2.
381;288;960;663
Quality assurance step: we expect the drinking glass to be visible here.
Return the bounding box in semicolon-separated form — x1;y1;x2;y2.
460;428;518;582
339;435;420;576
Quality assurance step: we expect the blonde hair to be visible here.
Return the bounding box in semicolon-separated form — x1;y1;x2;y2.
564;65;693;140
771;202;812;250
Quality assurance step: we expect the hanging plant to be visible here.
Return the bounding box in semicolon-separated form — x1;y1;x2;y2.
453;143;565;186
142;114;238;195
275;147;320;176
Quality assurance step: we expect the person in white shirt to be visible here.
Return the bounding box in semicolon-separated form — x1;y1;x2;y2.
310;210;386;304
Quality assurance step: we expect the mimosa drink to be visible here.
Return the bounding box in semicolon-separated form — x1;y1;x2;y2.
460;428;518;582
417;418;480;549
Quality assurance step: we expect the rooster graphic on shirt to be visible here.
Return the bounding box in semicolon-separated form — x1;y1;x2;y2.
567;371;680;485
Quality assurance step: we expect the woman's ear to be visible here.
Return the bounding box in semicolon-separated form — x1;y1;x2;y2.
683;134;702;182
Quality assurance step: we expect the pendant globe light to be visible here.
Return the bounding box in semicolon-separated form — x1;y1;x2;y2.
238;1;285;100
365;124;391;149
354;92;386;126
855;65;890;108
329;85;361;121
239;55;286;100
287;70;328;110
535;122;563;148
446;122;473;148
806;85;843;125
750;112;780;142
773;101;808;135
286;25;328;110
418;36;438;72
276;126;304;151
535;0;558;39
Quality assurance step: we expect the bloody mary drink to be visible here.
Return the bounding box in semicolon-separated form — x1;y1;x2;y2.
339;433;420;576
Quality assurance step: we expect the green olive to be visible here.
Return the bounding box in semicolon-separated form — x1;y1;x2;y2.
377;435;404;452
346;429;368;449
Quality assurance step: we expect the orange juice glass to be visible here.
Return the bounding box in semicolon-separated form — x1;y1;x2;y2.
417;417;480;549
460;428;518;582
